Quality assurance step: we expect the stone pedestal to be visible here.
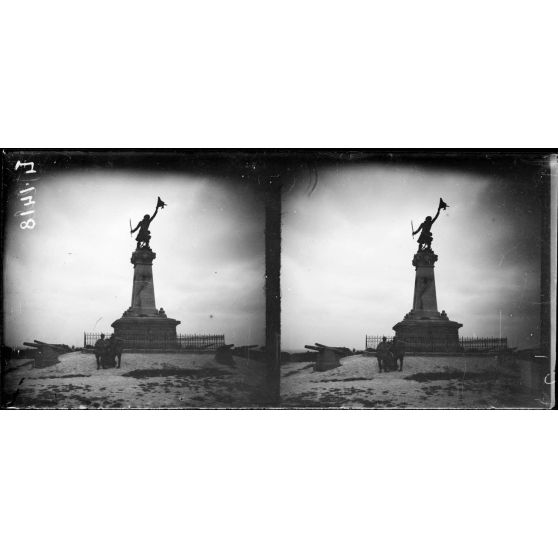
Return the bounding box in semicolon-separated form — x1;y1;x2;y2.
111;248;180;349
127;249;158;317
392;248;462;352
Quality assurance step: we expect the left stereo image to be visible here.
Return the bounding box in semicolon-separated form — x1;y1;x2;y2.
1;150;277;408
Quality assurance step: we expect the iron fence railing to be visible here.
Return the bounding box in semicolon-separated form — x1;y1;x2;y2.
459;336;508;352
365;335;508;353
83;332;225;351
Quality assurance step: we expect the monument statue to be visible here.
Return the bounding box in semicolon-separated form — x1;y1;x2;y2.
130;196;166;250
412;198;448;251
113;195;180;349
392;197;462;352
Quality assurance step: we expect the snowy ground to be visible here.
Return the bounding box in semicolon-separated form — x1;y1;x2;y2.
4;352;549;409
4;351;270;409
281;354;549;409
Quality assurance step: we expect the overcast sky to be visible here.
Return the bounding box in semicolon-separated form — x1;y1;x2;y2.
282;162;544;351
4;169;265;348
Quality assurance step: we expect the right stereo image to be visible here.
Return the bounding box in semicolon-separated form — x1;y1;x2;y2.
280;152;554;409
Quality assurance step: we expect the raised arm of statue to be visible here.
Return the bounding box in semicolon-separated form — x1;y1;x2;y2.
432;198;448;226
149;197;167;224
149;204;160;224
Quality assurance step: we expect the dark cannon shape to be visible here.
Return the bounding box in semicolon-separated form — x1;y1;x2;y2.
22;340;69;368
215;344;236;366
304;343;348;372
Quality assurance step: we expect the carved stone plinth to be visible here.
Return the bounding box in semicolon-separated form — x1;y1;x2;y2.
392;248;462;352
111;316;181;349
392;318;462;351
126;249;159;317
411;249;440;319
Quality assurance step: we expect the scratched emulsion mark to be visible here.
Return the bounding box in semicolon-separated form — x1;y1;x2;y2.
305;163;319;196
13;159;39;230
497;245;519;267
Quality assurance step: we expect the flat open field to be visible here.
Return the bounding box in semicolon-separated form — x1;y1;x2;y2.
3;351;270;409
281;354;549;409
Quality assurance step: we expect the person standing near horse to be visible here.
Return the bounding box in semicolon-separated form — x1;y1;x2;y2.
392;338;406;372
107;334;124;369
376;336;389;372
383;340;398;371
94;334;107;370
